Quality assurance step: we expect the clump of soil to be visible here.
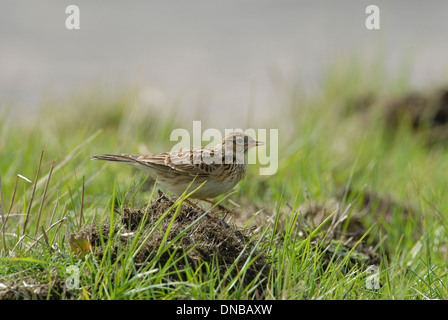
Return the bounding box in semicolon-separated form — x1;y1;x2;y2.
384;89;448;134
78;192;270;289
298;186;418;268
298;199;382;267
233;195;387;268
336;187;414;225
348;87;448;145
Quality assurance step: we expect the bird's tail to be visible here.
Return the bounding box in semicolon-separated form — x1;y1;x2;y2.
91;154;139;164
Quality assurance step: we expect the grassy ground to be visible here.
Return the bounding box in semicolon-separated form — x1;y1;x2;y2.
1;61;448;300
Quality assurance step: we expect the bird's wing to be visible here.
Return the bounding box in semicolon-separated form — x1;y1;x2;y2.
137;147;223;177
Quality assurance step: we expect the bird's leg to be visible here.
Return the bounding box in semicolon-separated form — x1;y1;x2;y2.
200;198;229;212
183;199;203;212
183;198;231;216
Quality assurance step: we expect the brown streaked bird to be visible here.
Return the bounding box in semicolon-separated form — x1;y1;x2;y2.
91;132;263;206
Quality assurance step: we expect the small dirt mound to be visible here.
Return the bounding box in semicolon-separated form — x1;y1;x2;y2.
336;187;414;225
298;200;382;267
78;192;270;290
384;89;448;132
347;88;448;145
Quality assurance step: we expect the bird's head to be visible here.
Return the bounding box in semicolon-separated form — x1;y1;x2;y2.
219;132;264;158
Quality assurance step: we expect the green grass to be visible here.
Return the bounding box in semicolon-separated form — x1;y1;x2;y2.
1;60;448;300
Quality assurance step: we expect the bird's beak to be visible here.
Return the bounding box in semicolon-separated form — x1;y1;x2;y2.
248;139;264;147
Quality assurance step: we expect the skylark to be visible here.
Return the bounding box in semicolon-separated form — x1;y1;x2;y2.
92;132;263;206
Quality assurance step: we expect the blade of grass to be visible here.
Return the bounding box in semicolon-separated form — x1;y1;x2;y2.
0;174;7;254
34;160;55;237
24;217;67;254
48;191;59;227
2;256;61;268
79;175;85;232
22;149;45;237
49;204;68;249
41;226;50;251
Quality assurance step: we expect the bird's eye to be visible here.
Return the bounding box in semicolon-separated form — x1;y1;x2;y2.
236;137;244;144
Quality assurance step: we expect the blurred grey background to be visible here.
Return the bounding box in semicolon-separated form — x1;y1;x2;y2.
1;0;448;125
